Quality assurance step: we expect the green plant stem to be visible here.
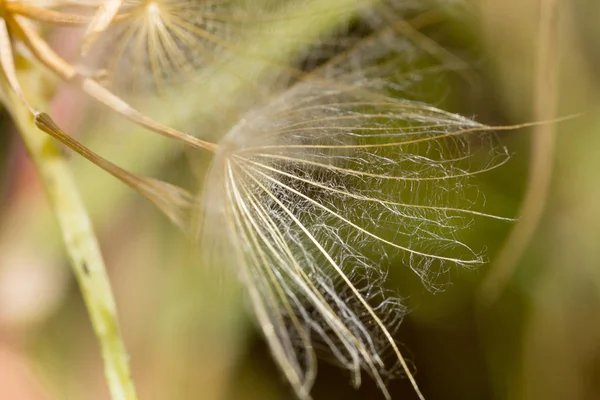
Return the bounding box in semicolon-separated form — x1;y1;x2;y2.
3;84;138;400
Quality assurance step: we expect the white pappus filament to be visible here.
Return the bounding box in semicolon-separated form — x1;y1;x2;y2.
197;76;511;400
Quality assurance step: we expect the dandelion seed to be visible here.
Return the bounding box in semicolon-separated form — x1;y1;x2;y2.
196;75;511;400
89;0;283;95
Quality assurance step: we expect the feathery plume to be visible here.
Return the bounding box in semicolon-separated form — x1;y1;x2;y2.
195;72;511;399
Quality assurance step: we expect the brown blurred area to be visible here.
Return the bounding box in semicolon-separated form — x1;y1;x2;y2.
1;0;600;399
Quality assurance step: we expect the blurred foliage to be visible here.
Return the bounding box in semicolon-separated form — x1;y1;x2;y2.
1;0;600;399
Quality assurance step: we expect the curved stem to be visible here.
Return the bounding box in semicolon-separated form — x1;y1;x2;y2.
479;0;560;304
1;74;138;400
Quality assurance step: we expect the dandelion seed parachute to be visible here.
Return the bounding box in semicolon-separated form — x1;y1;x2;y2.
195;75;510;399
84;0;231;93
87;0;301;95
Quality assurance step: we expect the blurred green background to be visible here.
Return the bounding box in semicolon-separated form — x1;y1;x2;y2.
1;0;599;399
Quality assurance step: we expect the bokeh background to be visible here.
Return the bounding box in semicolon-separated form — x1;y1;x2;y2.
1;0;599;399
